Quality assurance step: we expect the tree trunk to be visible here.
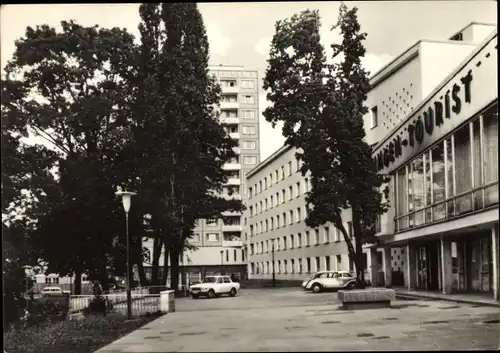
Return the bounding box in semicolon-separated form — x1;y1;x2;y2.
99;263;110;292
162;243;169;286
352;209;366;289
150;236;162;286
137;260;148;286
169;247;180;295
74;268;82;295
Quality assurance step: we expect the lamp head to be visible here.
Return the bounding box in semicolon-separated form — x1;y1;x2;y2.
116;190;137;213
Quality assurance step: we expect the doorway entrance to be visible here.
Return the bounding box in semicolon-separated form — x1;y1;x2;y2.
416;240;441;291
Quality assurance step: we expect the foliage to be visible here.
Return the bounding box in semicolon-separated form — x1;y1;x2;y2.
2;20;139;291
3;312;162;353
263;3;390;287
129;3;245;288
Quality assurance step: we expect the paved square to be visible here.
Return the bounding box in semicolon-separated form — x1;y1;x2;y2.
95;288;500;352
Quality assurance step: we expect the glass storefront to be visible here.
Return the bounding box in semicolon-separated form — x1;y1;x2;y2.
395;102;498;231
450;230;493;293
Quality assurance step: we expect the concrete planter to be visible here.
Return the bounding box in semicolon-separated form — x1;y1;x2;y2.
338;288;396;310
160;290;176;313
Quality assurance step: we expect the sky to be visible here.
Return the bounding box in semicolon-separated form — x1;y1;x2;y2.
1;1;497;160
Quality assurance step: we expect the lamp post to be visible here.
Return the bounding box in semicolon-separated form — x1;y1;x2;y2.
271;240;276;287
220;249;224;275
116;190;136;320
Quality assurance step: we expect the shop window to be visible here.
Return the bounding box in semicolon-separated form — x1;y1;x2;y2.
483;105;498;205
454;123;473;214
432;141;446;221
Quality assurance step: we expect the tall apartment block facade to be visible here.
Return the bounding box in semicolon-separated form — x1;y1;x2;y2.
142;65;260;285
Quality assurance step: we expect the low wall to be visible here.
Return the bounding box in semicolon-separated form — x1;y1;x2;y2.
338;288;396;310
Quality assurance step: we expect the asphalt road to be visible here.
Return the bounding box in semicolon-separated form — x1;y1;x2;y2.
95;288;500;352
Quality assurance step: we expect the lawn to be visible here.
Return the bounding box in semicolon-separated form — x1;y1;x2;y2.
4;312;163;353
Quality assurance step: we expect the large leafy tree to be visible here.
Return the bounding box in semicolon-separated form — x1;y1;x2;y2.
129;3;244;291
2;21;138;293
263;4;389;287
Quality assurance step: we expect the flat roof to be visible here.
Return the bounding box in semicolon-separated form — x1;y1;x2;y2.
246;143;292;179
448;21;497;40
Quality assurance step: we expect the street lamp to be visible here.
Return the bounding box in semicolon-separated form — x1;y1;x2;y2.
116;190;136;320
220;249;224;275
271;239;276;287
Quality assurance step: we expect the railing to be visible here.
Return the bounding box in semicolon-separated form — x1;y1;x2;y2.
394;181;498;232
69;293;161;316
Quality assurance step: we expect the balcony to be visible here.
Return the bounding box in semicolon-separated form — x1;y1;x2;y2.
222;224;243;232
221;86;239;94
221;210;242;216
223;194;242;201
223;163;241;170
219;117;240;124
222;240;243;247
232;147;241;154
225;178;241;186
221;101;239;109
229;132;240;140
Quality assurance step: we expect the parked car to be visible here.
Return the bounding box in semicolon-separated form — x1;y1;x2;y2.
41;286;71;297
189;275;240;299
301;271;357;293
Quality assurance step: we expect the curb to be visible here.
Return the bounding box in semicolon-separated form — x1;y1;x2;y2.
395;293;499;308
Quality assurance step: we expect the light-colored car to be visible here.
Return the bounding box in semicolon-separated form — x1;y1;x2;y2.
302;271;357;293
189;275;240;299
41;286;71;297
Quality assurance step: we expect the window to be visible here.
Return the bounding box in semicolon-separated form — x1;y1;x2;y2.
281;166;285;179
250;244;254;255
276;215;281;228
315;257;320;272
242;249;245;261
241;80;255;89
326;256;331;271
306;258;311;273
296;182;301;197
241;110;256;119
371;106;378;128
242;125;256;135
289;210;294;224
336;255;342;267
275;170;279;182
281;189;286;203
264;178;268;190
270;217;274;230
277;261;281;273
291;259;295;274
221;109;237;118
222;94;237;103
283;236;287;250
207;219;218;226
324;227;329;243
265;219;269;232
296;207;301;222
275;192;280;206
207;233;220;242
193;233;201;242
297;233;302;247
250;225;254;236
347;222;353;238
305;231;310;246
288;161;292;176
283;259;288;273
290;234;294;249
243;156;257;165
282;212;287;225
304;178;309;193
289;186;293;200
314;229;320;245
264;199;268;211
221;79;236;87
296;157;301;171
270;195;274;208
269;173;273;186
299;259;303;274
242;140;256;149
243;95;255;104
226;250;229;262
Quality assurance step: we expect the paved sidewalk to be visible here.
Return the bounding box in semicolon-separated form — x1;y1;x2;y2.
94;291;499;352
394;287;499;307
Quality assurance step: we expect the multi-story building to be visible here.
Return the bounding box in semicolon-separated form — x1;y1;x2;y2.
364;22;498;301
142;65;260;285
245;146;354;283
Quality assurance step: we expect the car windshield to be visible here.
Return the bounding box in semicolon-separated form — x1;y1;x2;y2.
201;277;218;283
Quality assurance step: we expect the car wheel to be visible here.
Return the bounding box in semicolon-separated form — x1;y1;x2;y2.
347;282;356;290
191;294;199;299
229;288;237;297
208;289;216;298
312;283;322;293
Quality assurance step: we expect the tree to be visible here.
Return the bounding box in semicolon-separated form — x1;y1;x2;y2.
2;20;138;293
130;3;244;292
263;4;389;288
